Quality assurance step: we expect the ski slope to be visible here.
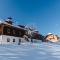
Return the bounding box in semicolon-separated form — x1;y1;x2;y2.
0;42;60;60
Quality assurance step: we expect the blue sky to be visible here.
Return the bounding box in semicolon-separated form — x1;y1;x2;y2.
0;0;60;35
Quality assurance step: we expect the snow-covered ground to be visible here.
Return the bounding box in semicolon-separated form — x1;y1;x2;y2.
0;42;60;60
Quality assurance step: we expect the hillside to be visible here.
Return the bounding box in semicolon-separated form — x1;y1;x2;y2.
0;42;60;60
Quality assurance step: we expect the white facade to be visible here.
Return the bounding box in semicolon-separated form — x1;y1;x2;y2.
0;35;31;45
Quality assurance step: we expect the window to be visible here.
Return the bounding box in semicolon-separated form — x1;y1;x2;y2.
18;39;21;45
19;32;21;35
19;39;21;42
13;30;16;35
13;39;15;42
7;38;10;42
7;28;10;33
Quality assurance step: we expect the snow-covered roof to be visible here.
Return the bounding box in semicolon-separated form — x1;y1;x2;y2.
47;33;53;35
0;20;27;30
